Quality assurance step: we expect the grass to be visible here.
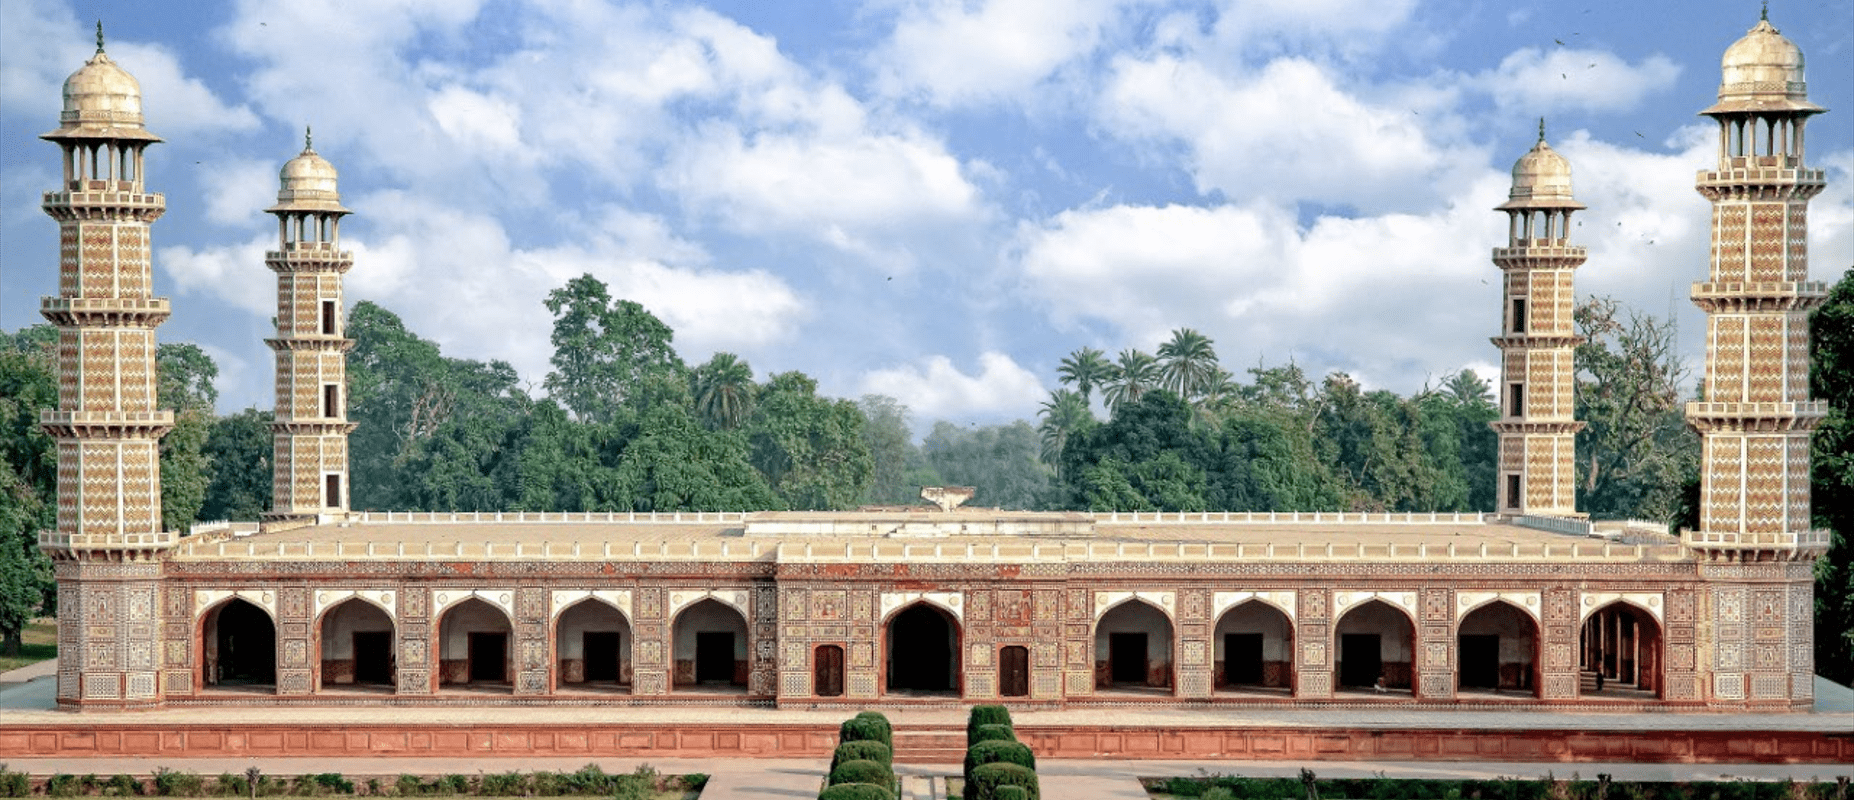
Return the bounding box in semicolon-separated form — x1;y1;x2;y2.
0;619;57;673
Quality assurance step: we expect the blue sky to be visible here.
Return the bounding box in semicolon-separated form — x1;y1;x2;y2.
2;0;1849;430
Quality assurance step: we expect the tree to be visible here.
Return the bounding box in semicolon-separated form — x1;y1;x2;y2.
155;343;216;533
1059;390;1211;510
1810;268;1854;686
1057;347;1113;405
858;395;919;506
1103;349;1157;413
920;421;1051;510
0;327;57;655
611;404;781;511
1157;328;1219;401
1574;297;1695;521
693;353;755;431
199;408;272;522
1037;390;1094;473
745;372;872;510
1440;369;1500;511
542;274;686;423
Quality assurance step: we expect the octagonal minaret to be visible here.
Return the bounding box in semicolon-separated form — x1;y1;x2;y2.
38;24;175;708
1490;123;1586;518
262;130;357;530
1684;10;1828;562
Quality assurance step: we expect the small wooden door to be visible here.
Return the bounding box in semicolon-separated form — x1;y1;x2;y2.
814;645;844;697
999;645;1029;697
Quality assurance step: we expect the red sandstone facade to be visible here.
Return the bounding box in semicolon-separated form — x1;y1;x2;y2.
35;16;1830;716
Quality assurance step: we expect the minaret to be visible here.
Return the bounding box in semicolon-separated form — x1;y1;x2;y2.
1490;121;1586;518
263;129;357;529
1685;10;1828;561
38;24;175;708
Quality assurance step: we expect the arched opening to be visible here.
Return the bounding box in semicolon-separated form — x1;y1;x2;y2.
999;645;1030;698
814;645;845;698
1457;601;1539;698
885;603;960;696
1094;599;1173;694
437;597;513;693
671;598;749;693
555;599;630;694
1213;600;1293;696
318;599;394;692
201;598;275;692
1334;599;1415;695
1580;602;1662;700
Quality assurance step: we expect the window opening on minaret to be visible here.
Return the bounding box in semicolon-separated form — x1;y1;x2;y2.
1507;383;1524;417
321;301;337;335
1511;299;1528;333
325;474;341;508
323;383;340;418
1504;475;1521;510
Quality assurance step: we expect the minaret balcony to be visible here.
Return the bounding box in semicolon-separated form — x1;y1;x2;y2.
39;409;175;437
265;248;353;271
1690;280;1827;313
1489;333;1582;349
1684;400;1827;432
1696;165;1824;188
39;296;171;326
264;335;356;352
1492;245;1586;266
1681;528;1829;560
41;188;165;210
38;529;177;555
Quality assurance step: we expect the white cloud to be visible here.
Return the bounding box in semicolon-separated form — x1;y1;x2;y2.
1470;48;1682;114
159;235;274;315
198;158;280;227
871;0;1129;107
1097;55;1472;211
858;352;1047;421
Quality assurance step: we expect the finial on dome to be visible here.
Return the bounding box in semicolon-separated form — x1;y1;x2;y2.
95;20;104;54
1538;117;1546;143
305;126;314;153
1760;0;1768;22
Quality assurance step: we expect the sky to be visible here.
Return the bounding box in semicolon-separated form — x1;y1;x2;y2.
1;0;1850;433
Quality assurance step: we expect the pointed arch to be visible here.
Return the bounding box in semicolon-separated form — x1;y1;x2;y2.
554;596;633;692
436;596;513;691
1214;598;1295;694
880;591;963;625
1456;599;1540;697
671;597;750;692
884;600;961;695
317;596;396;691
1334;598;1417;693
198;597;276;692
1579;599;1663;700
1094;597;1174;692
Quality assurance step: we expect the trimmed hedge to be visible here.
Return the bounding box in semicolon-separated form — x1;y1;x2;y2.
839;717;893;749
817;784;895;800
831;740;894;770
966;704;1013;745
963;763;1039;800
963;739;1036;778
970;723;1015;745
994;788;1028;800
826;760;893;789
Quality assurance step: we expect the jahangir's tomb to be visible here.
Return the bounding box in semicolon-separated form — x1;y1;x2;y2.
34;13;1831;715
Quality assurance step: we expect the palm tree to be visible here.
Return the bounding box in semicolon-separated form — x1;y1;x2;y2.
1037;389;1094;470
1157;328;1219;400
1193;366;1240;426
692;352;754;430
1057;347;1113;405
1442;368;1494;409
1103;349;1157;413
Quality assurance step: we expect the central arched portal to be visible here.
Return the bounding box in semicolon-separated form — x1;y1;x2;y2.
1457;601;1539;697
437;597;513;692
1094;599;1174;693
1213;600;1293;696
885;603;959;695
671;598;749;693
1334;599;1415;695
317;599;395;691
201;598;275;691
555;599;631;693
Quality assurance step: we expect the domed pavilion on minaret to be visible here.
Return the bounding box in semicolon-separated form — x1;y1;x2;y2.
22;11;1837;742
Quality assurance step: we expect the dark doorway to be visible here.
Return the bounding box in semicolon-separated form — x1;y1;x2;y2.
999;645;1029;697
208;600;275;686
1110;633;1148;684
1340;633;1382;688
887;604;956;692
583;632;620;682
325;474;341;508
468;632;506;682
352;631;393;685
1225;633;1263;685
696;632;734;683
815;645;845;697
1459;634;1499;689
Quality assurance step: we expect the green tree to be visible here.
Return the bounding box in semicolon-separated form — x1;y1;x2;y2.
154;343;218;533
1057;347;1113;406
693;353;755;430
612;404;781;511
1103;349;1157;413
1157;328;1219;401
1442;368;1500;511
199;408;273;522
1036;390;1094;473
1810;268;1854;685
1;327;57;655
542;274;686;423
920;421;1051;510
745;372;872;510
858;395;919;506
1060;390;1211;510
1574;297;1696;521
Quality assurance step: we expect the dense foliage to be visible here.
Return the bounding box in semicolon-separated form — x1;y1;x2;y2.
1;275;1849;678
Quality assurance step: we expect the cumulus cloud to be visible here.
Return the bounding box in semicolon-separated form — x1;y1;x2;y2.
159;235;275;315
871;0;1129;107
1470;48;1681;114
198;158;281;227
858;352;1047;422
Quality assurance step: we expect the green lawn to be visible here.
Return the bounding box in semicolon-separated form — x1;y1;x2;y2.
0;619;56;673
